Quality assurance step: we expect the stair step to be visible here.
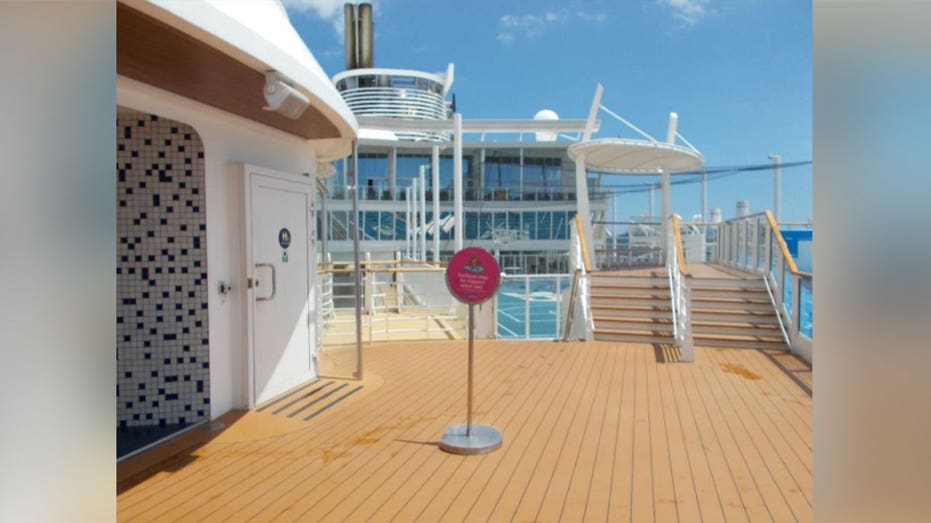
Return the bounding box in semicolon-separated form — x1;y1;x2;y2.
590;286;671;298
590;276;668;288
591;274;666;285
691;288;768;300
590;306;672;319
692;322;780;337
593;329;675;344
594;317;674;333
690;299;775;312
689;277;766;291
693;333;786;350
591;296;672;308
691;310;779;324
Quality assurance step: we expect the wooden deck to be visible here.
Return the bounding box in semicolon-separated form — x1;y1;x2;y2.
118;340;812;522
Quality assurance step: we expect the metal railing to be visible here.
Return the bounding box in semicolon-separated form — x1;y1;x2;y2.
593;220;665;269
332;182;611;203
712;211;813;360
669;214;695;361
318;259;465;345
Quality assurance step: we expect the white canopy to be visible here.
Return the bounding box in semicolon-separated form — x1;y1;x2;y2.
568;138;704;174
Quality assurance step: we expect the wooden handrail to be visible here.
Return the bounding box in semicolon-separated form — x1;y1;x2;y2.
318;267;445;275
671;214;687;275
764;210;801;275
573;213;592;272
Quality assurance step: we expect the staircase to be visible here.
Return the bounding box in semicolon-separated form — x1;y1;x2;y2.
590;270;675;344
690;274;788;350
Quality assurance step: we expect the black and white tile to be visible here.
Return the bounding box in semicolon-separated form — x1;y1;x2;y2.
116;109;209;428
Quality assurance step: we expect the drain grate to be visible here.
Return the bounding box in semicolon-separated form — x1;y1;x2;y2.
256;380;364;422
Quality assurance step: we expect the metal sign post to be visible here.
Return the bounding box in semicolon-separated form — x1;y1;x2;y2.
440;247;503;455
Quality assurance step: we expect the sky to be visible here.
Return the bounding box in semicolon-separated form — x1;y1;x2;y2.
283;0;812;224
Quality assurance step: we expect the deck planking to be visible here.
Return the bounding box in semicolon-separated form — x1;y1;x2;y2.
118;339;812;522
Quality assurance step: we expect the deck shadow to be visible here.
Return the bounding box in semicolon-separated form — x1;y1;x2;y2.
653;343;681;363
117;410;247;494
395;438;441;448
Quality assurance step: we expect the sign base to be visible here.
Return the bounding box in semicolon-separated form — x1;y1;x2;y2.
439;424;502;455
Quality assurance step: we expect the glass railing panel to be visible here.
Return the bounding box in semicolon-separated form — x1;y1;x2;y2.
496;278;526;339
758;222;767;271
496;275;565;339
737;222;746;265
800;277;812;337
783;262;793;318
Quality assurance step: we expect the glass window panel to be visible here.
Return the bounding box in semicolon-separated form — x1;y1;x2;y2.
395;211;407;240
330;211;347;240
522;160;544;199
537;212;552;240
523;211;536;240
358;153;387;191
508;212;521;238
466;212;478;239
494;212;507;232
379;211;394;240
800;277;812;337
440;212;453;240
361;211;377;240
552;212;568;239
544;162;562;199
479;212;494;239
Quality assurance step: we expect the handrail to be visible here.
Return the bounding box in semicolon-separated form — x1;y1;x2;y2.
762;271;792;347
561;270;582;341
671;214;687;275
573;213;593;272
319;267;445;275
666;213;694;362
711;209;813;359
560;215;591;341
764;210;800;274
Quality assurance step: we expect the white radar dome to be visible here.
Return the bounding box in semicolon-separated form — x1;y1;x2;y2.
534;109;559;142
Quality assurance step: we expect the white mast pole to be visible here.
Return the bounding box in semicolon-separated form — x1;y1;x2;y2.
432;146;441;262
411;178;418;260
649;183;655;220
575;83;603;269
769;154;782;223
405;187;412;259
420;165;427;262
453;113;464;250
661;112;678;261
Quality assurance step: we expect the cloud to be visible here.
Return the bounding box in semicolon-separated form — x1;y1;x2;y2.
497;8;605;44
578;11;607;23
656;0;714;26
280;0;345;19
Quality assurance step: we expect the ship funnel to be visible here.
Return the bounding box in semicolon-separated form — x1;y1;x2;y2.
343;3;374;70
344;3;356;70
358;3;374;68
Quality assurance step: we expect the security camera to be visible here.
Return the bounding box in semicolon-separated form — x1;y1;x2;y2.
263;71;310;119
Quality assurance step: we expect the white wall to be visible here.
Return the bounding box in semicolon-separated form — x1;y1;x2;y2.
117;76;322;420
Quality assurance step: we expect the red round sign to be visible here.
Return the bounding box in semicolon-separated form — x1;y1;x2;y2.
445;247;502;305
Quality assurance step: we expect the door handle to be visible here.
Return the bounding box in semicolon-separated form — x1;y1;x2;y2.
255;263;276;301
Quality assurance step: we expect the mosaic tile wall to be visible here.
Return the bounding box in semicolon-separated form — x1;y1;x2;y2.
116;109;209;428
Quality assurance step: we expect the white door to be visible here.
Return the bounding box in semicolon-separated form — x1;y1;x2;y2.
248;172;315;405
